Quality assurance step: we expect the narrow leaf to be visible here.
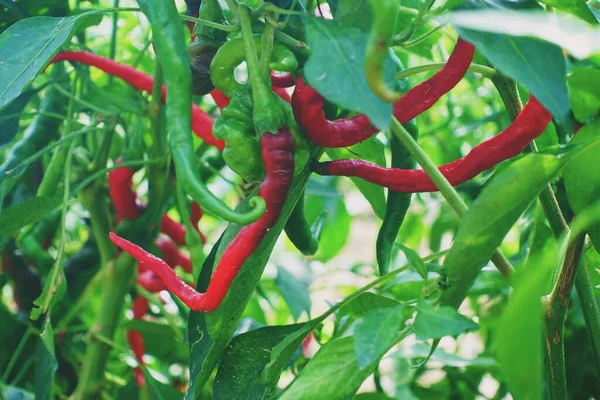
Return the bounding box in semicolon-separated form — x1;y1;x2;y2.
304;17;395;130
354;305;407;369
440;153;568;308
0;13;98;110
412;300;478;340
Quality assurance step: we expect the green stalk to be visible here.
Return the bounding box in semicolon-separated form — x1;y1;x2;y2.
109;0;119;84
394;63;497;81
259;14;276;82
71;253;136;400
543;233;586;400
37;76;79;198
236;3;285;133
390;117;514;280
145;62;170;228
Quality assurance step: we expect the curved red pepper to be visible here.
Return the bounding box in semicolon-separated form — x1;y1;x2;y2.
49;51;225;150
108;161;140;222
313;97;553;192
109;128;296;311
292;39;475;148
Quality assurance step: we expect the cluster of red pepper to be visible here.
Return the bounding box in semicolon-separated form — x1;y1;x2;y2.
44;0;556;387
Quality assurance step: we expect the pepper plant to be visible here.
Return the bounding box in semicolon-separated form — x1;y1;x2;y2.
0;0;600;399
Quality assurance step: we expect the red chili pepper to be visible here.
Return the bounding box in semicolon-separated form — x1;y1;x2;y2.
211;89;230;109
191;201;207;244
49;52;225;150
108;160;141;222
128;296;149;388
291;39;475;148
271;72;295;88
312;97;553;192
109;128;296;311
159;214;188;247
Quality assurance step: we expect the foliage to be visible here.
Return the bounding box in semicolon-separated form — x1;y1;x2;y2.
1;0;600;399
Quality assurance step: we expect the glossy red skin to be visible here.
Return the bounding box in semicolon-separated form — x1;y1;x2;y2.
314;97;553;192
128;296;149;387
292;39;476;148
160;215;187;247
49;51;225;150
271;72;295;88
108;161;140;221
109;128;296;312
191;201;207;244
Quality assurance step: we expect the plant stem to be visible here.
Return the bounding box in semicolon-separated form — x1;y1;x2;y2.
179;14;239;32
72;253;136;399
109;0;119;85
259;14;276;82
146;62;170;229
544;233;586;400
236;5;271;105
394;63;497;81
274;30;310;58
390;117;514;281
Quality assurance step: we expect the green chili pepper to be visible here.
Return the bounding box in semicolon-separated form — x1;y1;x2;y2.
138;0;266;225
210;35;298;97
365;0;401;102
375;56;418;275
375;122;418;274
284;190;323;256
190;0;228;95
0;64;68;179
213;88;264;182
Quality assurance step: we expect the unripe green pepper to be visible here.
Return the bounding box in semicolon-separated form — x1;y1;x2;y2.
210;35;298;96
213;89;264;182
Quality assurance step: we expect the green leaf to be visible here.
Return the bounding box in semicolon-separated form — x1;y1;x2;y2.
326;137;387;219
304;17;395;130
0;197;61;238
454;28;570;128
0;88;39;147
337;292;401;319
305;179;351;262
333;0;372;31
278;337;378;400
395;342;498;367
122;320;189;364
536;0;597;24
0;13;99;111
275;265;312;321
34;317;57;400
440;153;568;308
353;305;407;369
213;323;305;400
568;68;600;122
412;300;478;340
563;121;600;252
396;243;427;279
494;247;556;400
447;10;600;59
